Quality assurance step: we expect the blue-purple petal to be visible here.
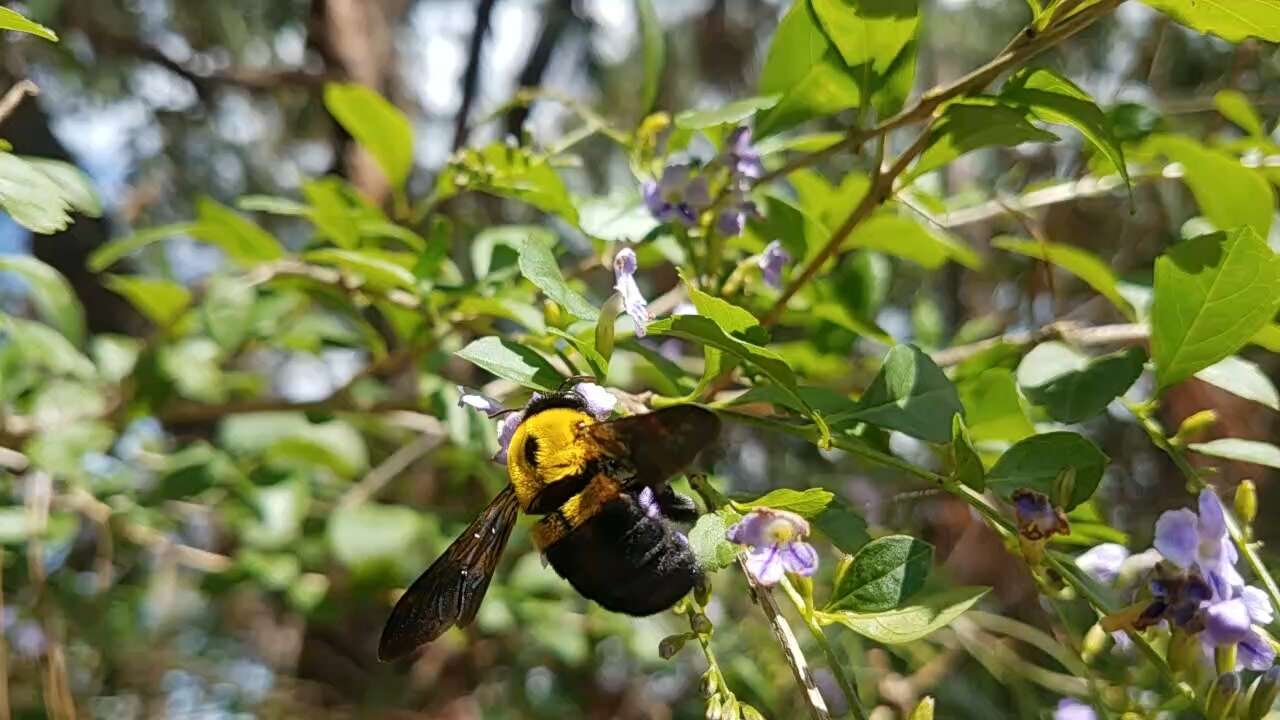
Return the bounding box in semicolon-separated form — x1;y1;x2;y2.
1240;630;1277;670
1053;698;1097;720
781;541;819;576
1153;508;1199;569
1076;543;1130;585
745;545;785;585
1204;597;1253;645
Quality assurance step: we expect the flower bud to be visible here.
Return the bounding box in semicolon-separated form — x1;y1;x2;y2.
695;577;712;606
691;613;713;635
1082;623;1108;662
1103;686;1128;710
1208;672;1242;720
543;299;567;329
1235;480;1258;527
1168;628;1200;675
834;553;854;589
659;633;690;659
1248;666;1280;720
908;696;935;720
740;705;765;720
1174;409;1218;445
705;694;724;720
1054;468;1077;510
700;671;718;698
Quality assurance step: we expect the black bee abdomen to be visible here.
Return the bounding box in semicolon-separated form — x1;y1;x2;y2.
545;494;702;615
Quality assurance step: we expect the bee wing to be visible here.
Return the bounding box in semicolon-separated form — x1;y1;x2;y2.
378;486;520;661
583;405;720;488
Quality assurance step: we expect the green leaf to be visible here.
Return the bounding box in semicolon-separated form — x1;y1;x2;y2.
576;195;659;243
675;95;782;130
1139;0;1280;42
812;501;870;554
986;432;1108;510
0;314;95;379
827;535;933;612
20;158;101;217
741;488;834;518
687;281;765;390
1151;228;1280;388
1147;135;1274;239
192;197;286;266
1194;356;1279;411
837;345;962;443
0;7;57;40
455;336;563;392
847;215;981;270
810;0;918;72
0;152;73;233
993;236;1135;319
87;223;198;272
441;144;579;224
103;275;191;327
518;234;599;321
647;314;830;444
202;276;256;351
0;255;85;344
689;509;741;571
957;368;1034;443
240;478;310;549
1253;323;1280;352
636;0;664;115
1188;438;1280;470
755;0;864;137
907;100;1059;183
328;503;425;570
1001;68;1130;196
826;586;989;644
304;248;416;290
1215;90;1266;137
323;82;414;187
951;414;985;491
1017;343;1147;423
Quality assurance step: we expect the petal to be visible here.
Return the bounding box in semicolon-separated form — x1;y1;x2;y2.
1153;509;1200;568
1198;489;1227;541
1242;585;1275;625
658;164;691;191
685;176;712;209
726;512;769;547
716;210;745;236
573;382;617;420
613;247;638;278
1076;543;1131;585
492;410;525;465
457;386;505;415
781;541;819;576
638;486;661;519
642;181;663;217
1239;630;1277;671
1204;597;1253;645
745;546;785;586
1053;698;1097;720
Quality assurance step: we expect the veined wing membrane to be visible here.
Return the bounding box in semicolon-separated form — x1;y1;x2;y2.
583;405;720;488
377;486;520;661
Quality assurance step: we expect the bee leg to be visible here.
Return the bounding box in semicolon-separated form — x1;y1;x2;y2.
655;485;699;524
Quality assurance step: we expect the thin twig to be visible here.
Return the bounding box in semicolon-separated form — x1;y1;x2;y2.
57;489;232;574
739;557;832;720
338;431;442;509
0;81;38;128
929;322;1149;367
0;547;9;720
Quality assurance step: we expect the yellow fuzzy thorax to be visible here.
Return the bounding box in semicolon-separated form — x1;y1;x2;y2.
506;407;595;511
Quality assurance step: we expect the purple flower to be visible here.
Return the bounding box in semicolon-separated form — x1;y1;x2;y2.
1153;489;1243;600
1202;584;1276;670
757;240;792;290
613;248;650;338
571;382;617;420
492;410;525;465
1053;698;1096;720
727;508;818;586
716;194;760;237
643;164;711;226
1077;543;1130;585
1012;489;1070;541
722;126;765;182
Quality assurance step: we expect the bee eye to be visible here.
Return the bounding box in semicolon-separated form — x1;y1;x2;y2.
523;436;540;467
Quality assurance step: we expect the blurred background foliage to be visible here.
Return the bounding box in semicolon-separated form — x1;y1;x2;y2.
0;0;1277;718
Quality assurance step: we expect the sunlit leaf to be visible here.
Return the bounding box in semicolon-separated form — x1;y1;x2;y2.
827;535;933;613
0;255;85;344
324;82;414;188
987;432;1107;510
825;586;989;644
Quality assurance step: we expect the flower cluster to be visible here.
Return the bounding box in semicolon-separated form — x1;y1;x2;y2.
456;382;617;464
642;125;763;238
725;508;818;586
1092;489;1276;672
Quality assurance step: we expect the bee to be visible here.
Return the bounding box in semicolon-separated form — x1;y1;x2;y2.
378;388;720;661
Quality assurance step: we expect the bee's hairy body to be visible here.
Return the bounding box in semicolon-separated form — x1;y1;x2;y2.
507;401;703;616
377;391;718;661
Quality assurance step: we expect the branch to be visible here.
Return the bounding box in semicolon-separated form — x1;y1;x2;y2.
740;557;832;720
337;429;443;509
0;80;37;127
756;0;1125;326
453;0;500;151
58;488;232;574
929;321;1148;367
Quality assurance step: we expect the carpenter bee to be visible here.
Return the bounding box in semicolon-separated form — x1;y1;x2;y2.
378;388;719;661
